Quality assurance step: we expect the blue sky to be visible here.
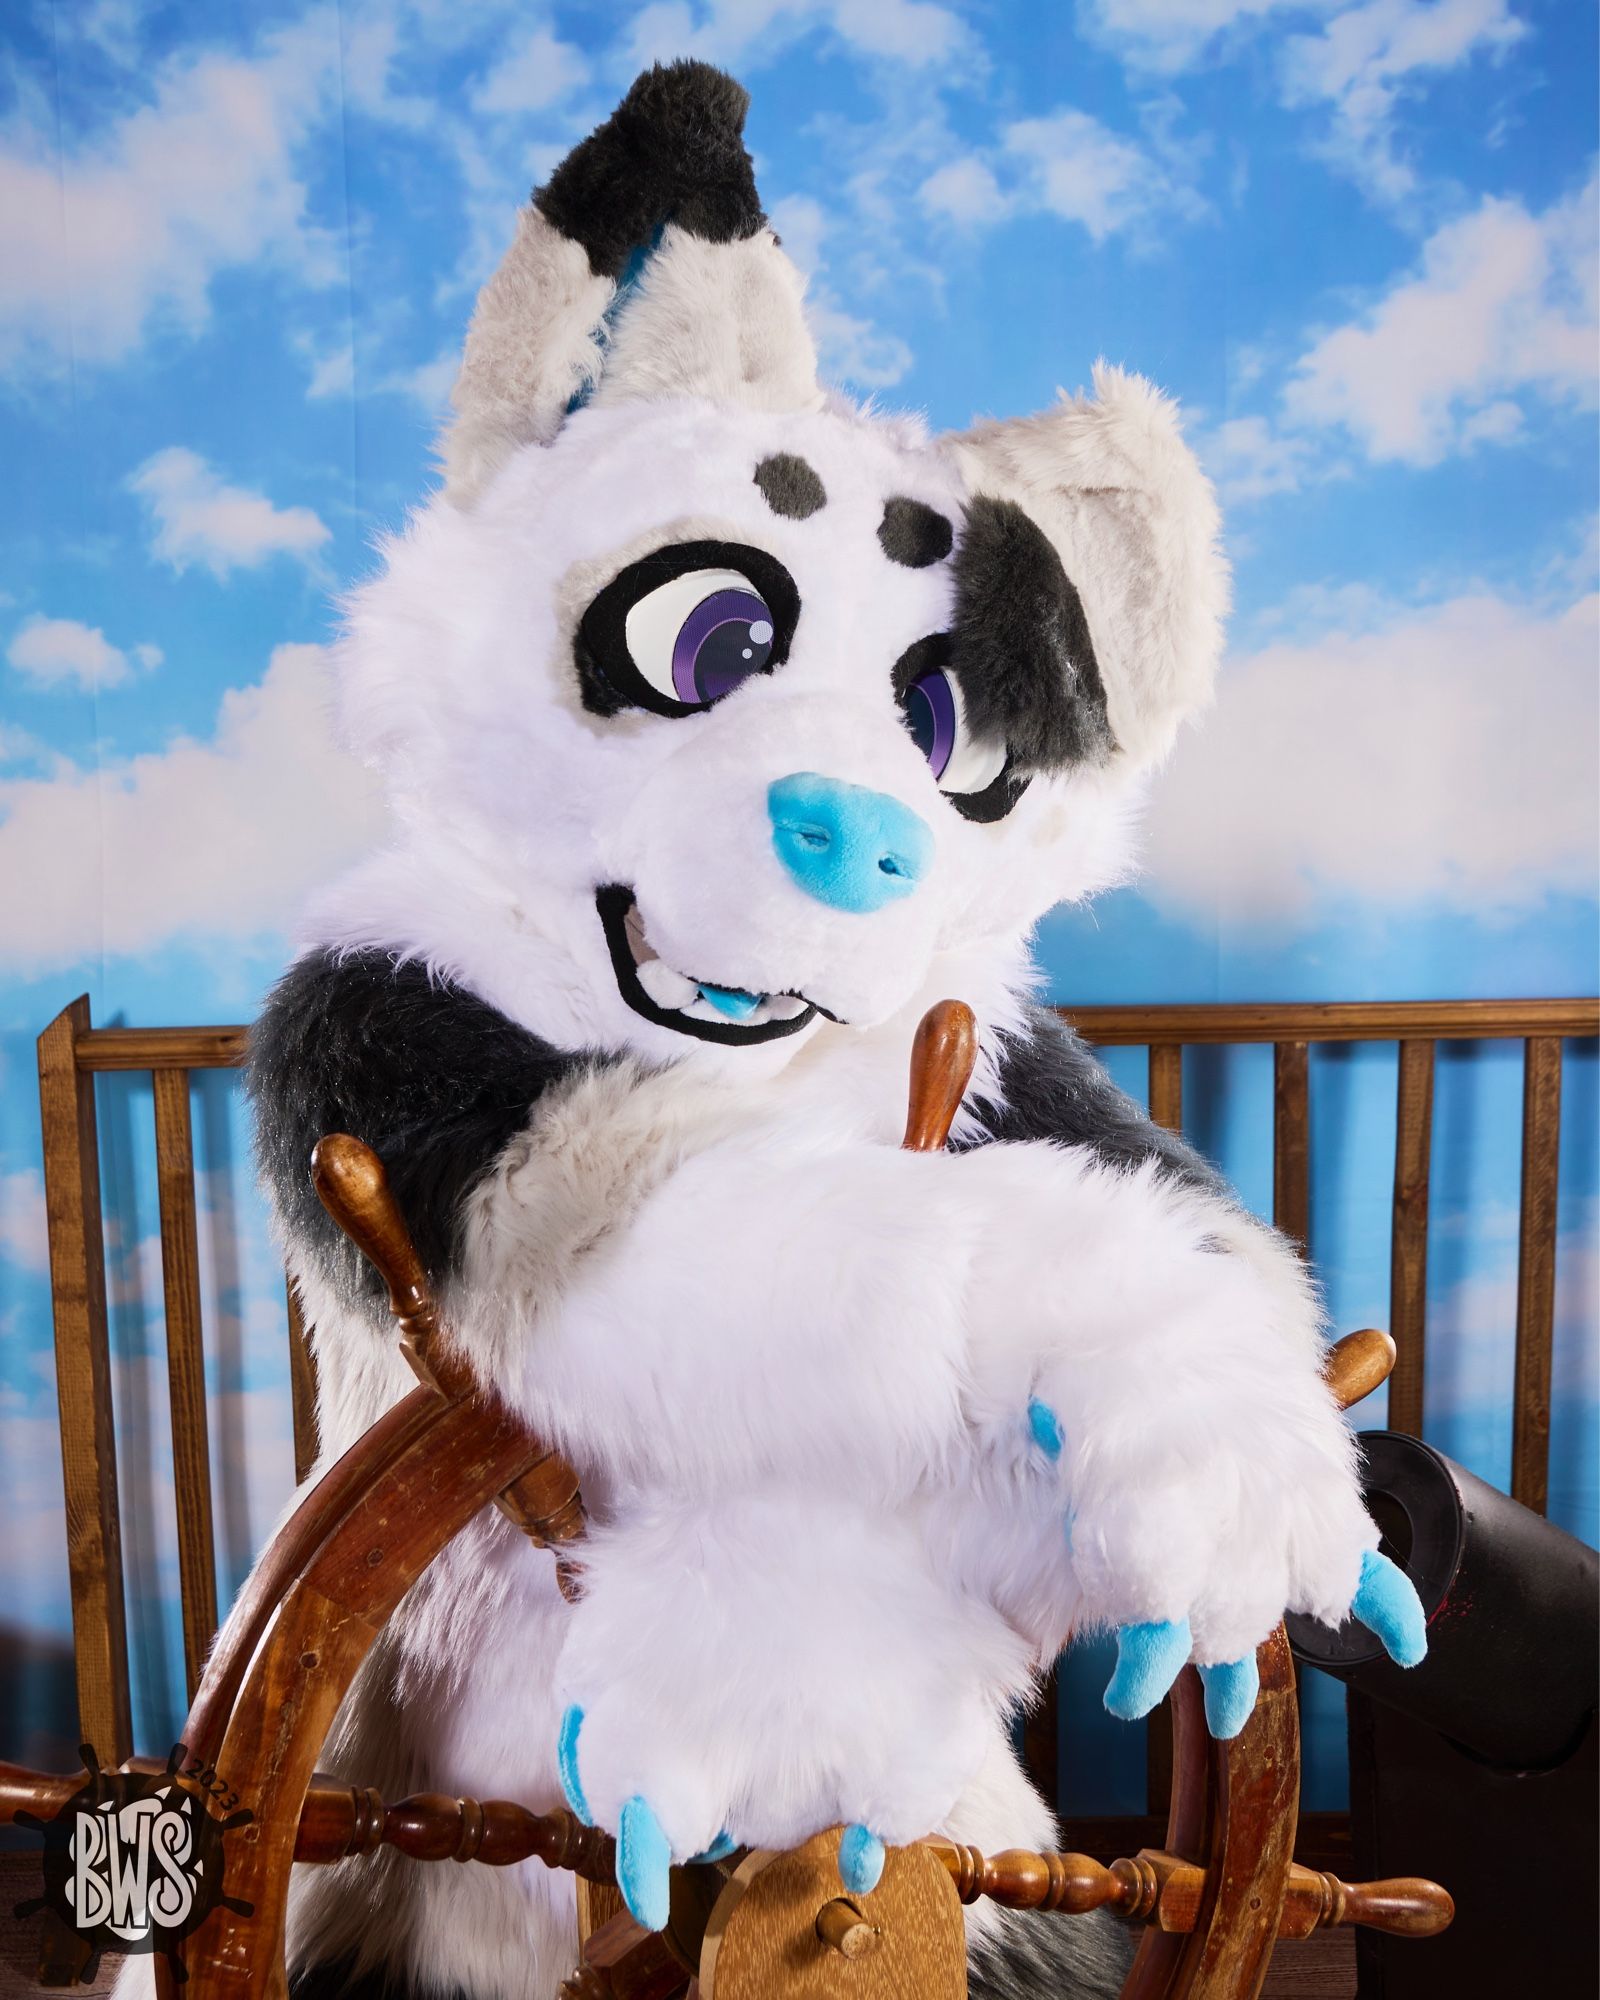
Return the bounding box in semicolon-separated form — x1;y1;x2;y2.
0;0;1595;1811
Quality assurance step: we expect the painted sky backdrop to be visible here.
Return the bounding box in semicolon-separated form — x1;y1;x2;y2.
1;0;1595;1816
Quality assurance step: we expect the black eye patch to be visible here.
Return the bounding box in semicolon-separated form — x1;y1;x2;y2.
576;539;800;719
879;497;954;569
950;495;1115;773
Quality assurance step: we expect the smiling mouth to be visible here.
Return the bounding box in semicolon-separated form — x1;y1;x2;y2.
596;886;824;1045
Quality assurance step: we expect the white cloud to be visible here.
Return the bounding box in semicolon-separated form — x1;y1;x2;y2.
7;616;161;691
0;722;49;768
1424;1204;1598;1422
0;23;339;368
918;107;1203;246
1142;587;1600;919
472;25;592;115
1281;0;1527;201
128;448;332;579
1080;0;1305;74
0;1169;49;1273
1086;0;1528;202
0;643;384;973
919;156;1009;228
767;193;915;389
381;348;459;414
1284;174;1598;465
1006;110;1179;242
1201;414;1316;501
806;299;915;388
622;0;973;73
301;336;355;401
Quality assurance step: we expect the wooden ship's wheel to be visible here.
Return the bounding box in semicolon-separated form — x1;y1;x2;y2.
0;1004;1451;1998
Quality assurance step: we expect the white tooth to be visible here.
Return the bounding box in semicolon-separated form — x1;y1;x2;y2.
638;958;699;1008
766;994;809;1020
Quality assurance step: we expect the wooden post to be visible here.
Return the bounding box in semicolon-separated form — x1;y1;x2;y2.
37;997;131;1765
286;1277;319;1485
1148;1044;1183;1134
1387;1040;1434;1438
1272;1042;1310;1255
1512;1038;1562;1515
153;1068;218;1702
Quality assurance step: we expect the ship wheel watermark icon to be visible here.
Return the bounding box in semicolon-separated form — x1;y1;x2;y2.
13;1742;254;1984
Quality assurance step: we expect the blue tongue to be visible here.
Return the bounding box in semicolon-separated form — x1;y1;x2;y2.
698;983;763;1020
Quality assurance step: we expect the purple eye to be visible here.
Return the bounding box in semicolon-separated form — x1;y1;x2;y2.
898;656;1010;798
624;567;776;710
902;667;958;778
672;588;775;704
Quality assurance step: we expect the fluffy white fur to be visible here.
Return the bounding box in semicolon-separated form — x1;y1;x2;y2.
592;226;826;417
441;208;615;505
144;124;1387;2000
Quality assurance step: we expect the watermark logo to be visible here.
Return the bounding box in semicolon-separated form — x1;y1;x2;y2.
14;1743;253;1983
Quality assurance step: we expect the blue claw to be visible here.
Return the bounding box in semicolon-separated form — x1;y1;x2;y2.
838;1824;886;1895
557;1705;591;1824
1027;1399;1064;1460
1198;1656;1260;1739
1104;1618;1192;1720
690;1830;738;1864
1352;1548;1428;1668
618;1795;673;1931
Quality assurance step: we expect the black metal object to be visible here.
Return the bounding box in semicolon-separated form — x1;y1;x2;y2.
1289;1431;1598;2000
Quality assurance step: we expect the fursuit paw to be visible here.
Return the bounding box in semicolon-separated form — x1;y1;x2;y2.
557;1704;733;1930
1099;1550;1426;1740
838;1823;887;1895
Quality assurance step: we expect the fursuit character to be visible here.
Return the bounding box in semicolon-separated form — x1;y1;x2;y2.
233;63;1425;2000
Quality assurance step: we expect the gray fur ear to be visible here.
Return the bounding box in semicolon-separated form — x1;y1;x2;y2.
440;62;821;506
943;364;1229;773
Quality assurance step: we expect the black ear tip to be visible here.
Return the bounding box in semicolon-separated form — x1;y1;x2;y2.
621;59;752;136
620;59;756;154
536;59;765;280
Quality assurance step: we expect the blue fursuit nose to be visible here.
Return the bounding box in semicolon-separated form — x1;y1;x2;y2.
767;771;932;913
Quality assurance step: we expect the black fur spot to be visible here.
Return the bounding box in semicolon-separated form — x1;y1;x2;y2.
967;1906;1136;2000
963;1001;1227;1201
878;496;955;568
951;495;1116;774
753;452;827;520
248;950;604;1313
535;61;765;280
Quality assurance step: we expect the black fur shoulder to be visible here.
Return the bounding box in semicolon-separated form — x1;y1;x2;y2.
248;949;600;1307
968;1001;1226;1199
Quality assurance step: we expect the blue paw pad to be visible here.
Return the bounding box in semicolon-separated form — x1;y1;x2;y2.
690;1830;738;1864
1104;1618;1192;1721
618;1794;673;1932
838;1824;886;1895
557;1704;591;1824
1353;1547;1427;1668
1198;1655;1260;1739
1027;1398;1064;1460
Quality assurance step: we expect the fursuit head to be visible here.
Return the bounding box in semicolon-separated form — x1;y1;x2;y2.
229;60;1425;2000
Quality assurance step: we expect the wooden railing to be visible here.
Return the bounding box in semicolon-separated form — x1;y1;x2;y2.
1062;998;1596;1516
35;993;1599;1824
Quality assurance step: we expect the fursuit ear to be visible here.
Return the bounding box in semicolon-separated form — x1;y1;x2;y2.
440;61;822;505
943;363;1229;773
